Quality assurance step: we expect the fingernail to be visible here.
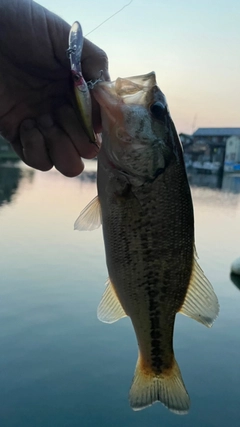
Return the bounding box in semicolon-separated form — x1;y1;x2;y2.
22;119;35;130
38;114;54;129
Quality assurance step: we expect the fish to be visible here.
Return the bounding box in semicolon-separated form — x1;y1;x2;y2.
67;21;100;147
74;72;219;414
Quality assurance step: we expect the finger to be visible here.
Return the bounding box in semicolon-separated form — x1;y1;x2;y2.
81;41;110;133
82;40;110;82
37;114;84;177
55;104;99;159
20;119;53;171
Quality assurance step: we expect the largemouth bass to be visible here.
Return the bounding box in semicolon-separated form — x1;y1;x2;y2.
74;72;219;414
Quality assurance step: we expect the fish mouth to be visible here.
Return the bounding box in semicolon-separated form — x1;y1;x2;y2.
93;81;121;124
93;74;167;120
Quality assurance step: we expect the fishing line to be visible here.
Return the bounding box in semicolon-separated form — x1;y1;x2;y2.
85;0;133;37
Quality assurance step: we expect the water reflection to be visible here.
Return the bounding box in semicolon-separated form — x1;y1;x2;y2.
0;163;34;207
187;171;240;194
187;172;223;190
222;174;240;194
77;170;97;182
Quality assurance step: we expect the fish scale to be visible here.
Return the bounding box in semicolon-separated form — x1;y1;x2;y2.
99;155;193;372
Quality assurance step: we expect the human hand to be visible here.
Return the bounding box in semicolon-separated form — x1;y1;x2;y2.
0;0;109;176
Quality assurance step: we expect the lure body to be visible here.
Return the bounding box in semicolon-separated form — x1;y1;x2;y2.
68;21;99;145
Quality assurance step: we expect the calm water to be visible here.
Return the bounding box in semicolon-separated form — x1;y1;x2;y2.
1;161;240;427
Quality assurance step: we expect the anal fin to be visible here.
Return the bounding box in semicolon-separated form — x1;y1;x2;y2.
179;256;219;327
97;278;127;323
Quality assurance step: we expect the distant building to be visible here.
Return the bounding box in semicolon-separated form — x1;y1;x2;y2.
179;133;193;148
224;136;240;172
192;128;240;146
192;128;240;164
181;128;240;173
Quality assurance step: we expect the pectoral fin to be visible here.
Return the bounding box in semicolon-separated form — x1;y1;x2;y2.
97;278;127;323
179;256;219;327
74;196;101;231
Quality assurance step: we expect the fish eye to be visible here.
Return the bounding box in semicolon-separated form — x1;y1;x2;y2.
150;102;167;121
73;73;81;82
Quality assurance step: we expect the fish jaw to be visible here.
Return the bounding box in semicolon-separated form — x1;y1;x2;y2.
93;81;125;136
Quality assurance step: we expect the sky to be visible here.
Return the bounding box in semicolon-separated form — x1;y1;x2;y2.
36;0;240;134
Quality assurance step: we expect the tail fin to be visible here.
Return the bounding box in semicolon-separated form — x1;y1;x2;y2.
129;355;190;414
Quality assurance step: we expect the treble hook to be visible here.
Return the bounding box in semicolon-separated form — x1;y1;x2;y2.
87;70;104;90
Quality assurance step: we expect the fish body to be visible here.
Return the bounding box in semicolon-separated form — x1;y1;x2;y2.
75;72;219;413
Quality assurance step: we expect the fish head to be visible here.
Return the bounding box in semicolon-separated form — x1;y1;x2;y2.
93;72;181;182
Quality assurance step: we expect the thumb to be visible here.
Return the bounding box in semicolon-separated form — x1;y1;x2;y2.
81;38;110;83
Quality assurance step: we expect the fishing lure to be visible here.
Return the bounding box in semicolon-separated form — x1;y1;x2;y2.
67;21;101;146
